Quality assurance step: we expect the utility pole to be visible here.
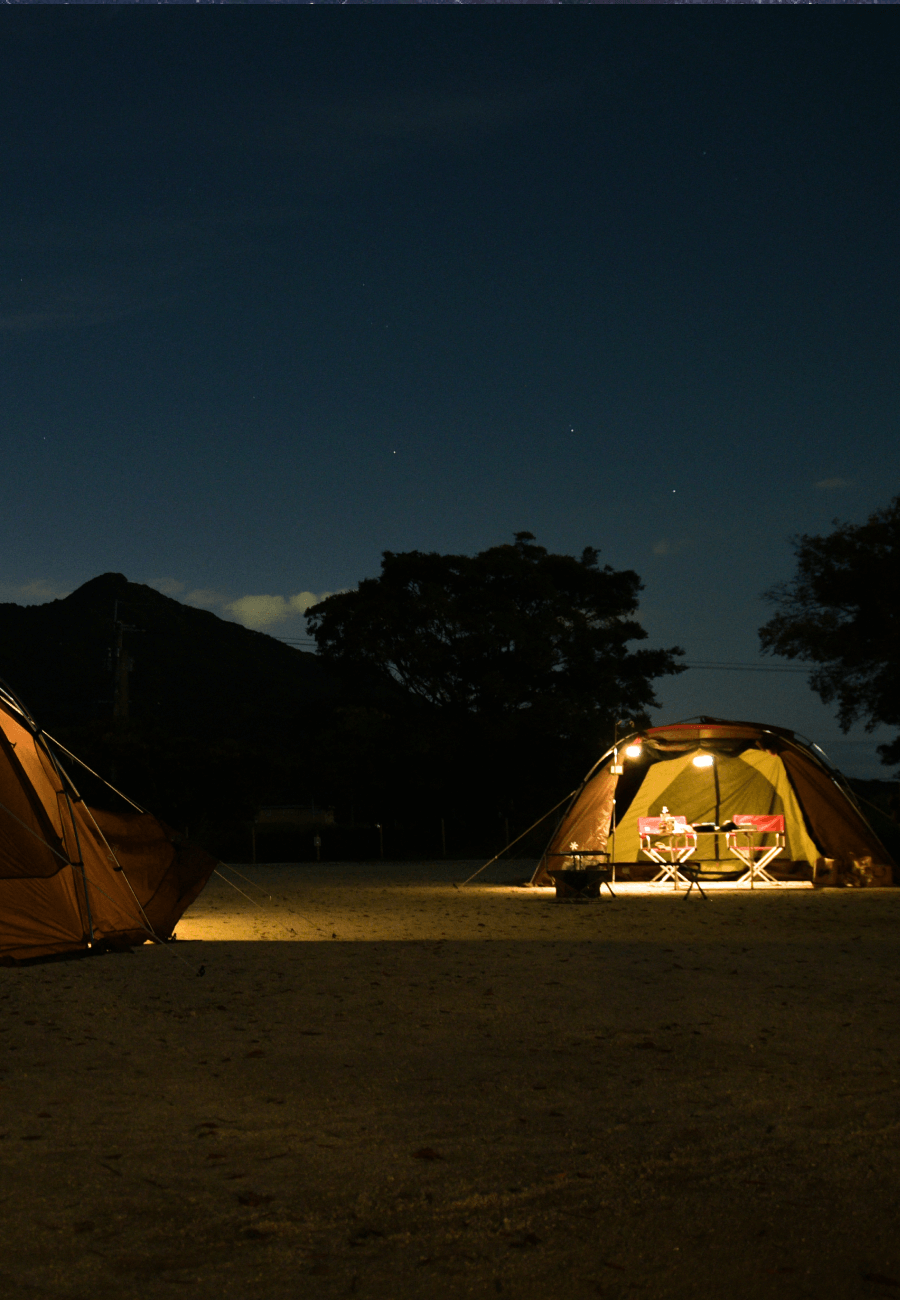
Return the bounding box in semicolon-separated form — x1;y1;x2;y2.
111;600;139;727
608;718;633;883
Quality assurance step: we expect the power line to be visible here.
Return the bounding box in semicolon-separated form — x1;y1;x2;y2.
272;642;812;671
684;661;810;674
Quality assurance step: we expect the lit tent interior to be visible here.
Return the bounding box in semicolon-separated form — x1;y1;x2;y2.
531;721;896;888
0;680;217;962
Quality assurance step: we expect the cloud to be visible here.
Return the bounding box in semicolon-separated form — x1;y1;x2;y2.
0;579;72;605
651;539;691;558
225;591;329;631
185;589;230;609
148;578;186;597
147;577;333;631
146;579;228;608
814;477;852;491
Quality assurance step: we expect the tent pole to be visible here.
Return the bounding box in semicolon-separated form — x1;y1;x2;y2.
0;676;39;726
608;720;636;882
44;733;144;947
609;743;618;881
62;790;94;946
713;759;722;870
45;747;96;947
7;703;94;939
53;756;166;942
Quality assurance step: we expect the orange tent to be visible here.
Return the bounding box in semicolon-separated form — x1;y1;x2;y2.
0;681;216;962
531;719;896;888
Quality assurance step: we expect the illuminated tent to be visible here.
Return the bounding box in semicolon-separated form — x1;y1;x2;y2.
531;720;895;887
0;680;217;962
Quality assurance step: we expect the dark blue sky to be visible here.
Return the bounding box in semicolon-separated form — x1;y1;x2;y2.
2;11;898;774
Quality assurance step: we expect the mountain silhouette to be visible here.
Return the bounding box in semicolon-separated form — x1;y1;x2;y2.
0;573;333;738
0;575;339;837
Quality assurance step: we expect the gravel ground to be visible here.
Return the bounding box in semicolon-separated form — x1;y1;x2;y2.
1;861;899;1300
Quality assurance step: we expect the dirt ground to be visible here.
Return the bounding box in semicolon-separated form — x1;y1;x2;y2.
2;861;900;1300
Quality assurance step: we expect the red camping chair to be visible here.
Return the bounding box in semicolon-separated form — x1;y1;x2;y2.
638;815;698;888
725;814;785;887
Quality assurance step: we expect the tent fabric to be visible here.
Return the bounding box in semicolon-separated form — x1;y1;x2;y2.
0;718;69;879
85;808;215;939
543;766;616;865
613;749;821;866
0;686;218;961
778;748;889;866
531;720;895;886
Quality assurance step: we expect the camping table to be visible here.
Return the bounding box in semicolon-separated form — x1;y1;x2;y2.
546;852;615;900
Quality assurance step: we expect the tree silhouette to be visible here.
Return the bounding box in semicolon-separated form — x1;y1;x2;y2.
759;495;900;770
307;534;685;806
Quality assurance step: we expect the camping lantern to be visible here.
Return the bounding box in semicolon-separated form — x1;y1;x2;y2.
625;744;642;759
692;754;714;768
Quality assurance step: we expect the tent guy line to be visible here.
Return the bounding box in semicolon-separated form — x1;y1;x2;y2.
461;787;579;887
41;732;148;813
212;864;329;938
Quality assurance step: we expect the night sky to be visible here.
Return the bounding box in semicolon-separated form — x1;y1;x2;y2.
2;11;898;776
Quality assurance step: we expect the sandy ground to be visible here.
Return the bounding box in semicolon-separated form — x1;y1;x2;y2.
2;860;900;1300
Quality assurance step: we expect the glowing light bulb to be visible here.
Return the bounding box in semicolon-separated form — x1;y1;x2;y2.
692;754;714;768
625;744;642;758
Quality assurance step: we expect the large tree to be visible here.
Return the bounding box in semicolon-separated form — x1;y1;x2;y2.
306;534;684;806
759;495;900;769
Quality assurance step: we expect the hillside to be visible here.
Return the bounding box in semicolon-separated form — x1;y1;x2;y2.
0;573;333;738
0;575;340;838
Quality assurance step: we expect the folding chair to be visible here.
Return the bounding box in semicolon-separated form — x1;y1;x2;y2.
725;814;785;887
638;815;697;888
